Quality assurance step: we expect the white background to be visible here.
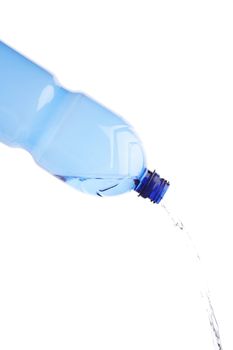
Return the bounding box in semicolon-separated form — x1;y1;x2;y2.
0;1;232;349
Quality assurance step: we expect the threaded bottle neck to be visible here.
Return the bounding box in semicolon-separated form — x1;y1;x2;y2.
134;169;169;204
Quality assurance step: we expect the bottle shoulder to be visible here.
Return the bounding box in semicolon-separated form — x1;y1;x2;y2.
32;93;146;196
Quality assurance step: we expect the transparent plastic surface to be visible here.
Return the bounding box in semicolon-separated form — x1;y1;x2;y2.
0;41;146;196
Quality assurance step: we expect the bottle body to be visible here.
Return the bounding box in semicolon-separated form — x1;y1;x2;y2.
0;41;146;196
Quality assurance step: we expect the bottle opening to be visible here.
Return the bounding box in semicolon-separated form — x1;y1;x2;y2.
134;169;170;204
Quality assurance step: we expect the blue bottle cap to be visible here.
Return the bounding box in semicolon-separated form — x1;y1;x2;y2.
134;169;169;204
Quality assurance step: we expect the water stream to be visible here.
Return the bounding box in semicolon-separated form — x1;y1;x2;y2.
161;203;223;350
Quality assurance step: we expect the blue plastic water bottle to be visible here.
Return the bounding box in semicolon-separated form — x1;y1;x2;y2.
0;41;169;203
